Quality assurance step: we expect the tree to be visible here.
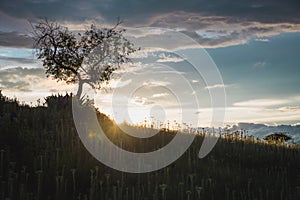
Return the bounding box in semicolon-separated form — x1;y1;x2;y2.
264;132;292;144
32;19;138;98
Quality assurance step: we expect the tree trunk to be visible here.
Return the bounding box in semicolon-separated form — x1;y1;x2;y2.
76;80;83;99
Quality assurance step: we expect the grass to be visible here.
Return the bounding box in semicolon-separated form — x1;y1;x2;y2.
0;92;300;200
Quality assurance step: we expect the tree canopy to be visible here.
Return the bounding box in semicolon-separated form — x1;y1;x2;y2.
264;132;292;143
32;19;138;97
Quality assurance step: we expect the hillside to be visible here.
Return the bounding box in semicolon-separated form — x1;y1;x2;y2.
1;93;300;200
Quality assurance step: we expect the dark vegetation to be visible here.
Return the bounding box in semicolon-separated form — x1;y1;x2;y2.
264;132;292;143
1;92;300;200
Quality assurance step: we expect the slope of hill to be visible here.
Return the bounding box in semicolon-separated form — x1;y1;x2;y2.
1;92;300;200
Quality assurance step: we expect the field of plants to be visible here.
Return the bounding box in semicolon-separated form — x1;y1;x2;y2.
1;92;300;200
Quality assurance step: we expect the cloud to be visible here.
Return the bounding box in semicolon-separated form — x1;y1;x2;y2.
294;96;300;101
195;30;232;40
113;62;145;74
205;84;229;90
254;38;270;42
145;12;300;48
0;0;299;49
0;67;43;91
0;12;31;32
1;0;300;26
233;99;291;107
103;78;132;89
156;53;184;63
215;96;300;125
0;31;34;48
0;17;296;52
253;61;267;69
130;96;155;106
0;55;35;64
142;80;170;87
0;67;73;95
277;106;300;112
152;93;169;98
194;104;300;127
0;47;38;69
121;12;300;49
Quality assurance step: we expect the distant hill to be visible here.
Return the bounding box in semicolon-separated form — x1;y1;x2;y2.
229;122;300;143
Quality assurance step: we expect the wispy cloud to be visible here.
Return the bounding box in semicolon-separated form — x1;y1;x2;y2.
254;38;270;42
152;93;169;98
0;32;34;48
195;104;300;126
277;106;300;112
195;30;231;39
130;96;155;106
113;62;144;74
205;84;229;90
253;61;267;69
156;53;184;63
143;11;300;48
233;99;291;107
104;78;132;89
142;80;171;87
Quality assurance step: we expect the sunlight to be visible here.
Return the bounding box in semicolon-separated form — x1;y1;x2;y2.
98;104;180;127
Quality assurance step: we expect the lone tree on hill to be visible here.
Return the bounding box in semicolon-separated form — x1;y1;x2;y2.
264;132;292;143
32;19;138;98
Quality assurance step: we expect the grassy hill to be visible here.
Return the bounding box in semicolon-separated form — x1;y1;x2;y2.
1;92;300;200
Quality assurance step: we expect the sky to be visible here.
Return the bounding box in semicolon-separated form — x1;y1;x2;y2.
0;0;300;128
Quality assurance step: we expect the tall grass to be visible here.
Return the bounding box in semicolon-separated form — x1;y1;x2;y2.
0;92;300;199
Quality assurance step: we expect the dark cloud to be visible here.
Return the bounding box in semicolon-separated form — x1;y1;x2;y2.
0;0;299;48
1;0;300;26
0;31;34;48
126;15;300;48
